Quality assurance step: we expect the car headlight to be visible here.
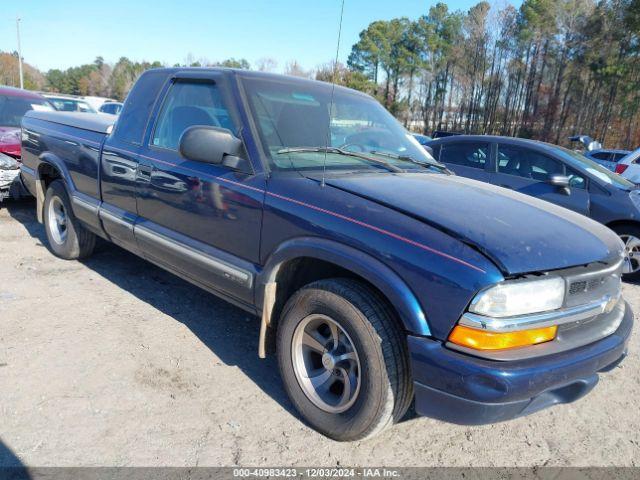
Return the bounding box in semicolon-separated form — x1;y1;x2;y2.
469;277;565;318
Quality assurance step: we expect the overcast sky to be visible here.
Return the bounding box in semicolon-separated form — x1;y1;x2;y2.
1;0;519;72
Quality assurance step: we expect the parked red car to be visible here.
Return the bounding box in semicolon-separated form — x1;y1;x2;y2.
0;86;52;201
0;86;53;158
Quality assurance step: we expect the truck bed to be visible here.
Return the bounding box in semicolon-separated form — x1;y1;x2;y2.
20;111;116;224
25;110;116;134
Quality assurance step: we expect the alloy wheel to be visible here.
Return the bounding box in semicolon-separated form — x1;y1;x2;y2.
48;196;68;245
291;314;361;413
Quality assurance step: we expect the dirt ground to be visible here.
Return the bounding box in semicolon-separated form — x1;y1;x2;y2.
0;198;639;467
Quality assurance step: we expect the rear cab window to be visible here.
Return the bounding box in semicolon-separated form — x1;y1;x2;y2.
111;70;167;145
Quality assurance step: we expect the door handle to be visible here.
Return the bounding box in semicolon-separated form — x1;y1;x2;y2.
137;164;153;181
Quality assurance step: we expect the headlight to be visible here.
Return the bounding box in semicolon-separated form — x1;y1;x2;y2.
469;277;565;318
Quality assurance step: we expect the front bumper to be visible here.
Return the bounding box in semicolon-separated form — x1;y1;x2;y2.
409;301;633;425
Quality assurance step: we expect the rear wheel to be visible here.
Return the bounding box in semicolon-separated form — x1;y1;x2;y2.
611;224;640;282
277;278;412;441
43;180;95;260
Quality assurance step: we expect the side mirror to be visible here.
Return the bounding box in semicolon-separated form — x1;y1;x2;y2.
548;174;570;188
548;174;571;195
179;126;243;166
423;145;434;156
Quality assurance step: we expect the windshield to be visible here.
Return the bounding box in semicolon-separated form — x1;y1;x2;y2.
0;95;53;127
555;145;636;190
241;76;437;172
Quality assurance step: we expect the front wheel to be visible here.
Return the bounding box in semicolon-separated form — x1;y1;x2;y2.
43;180;96;260
277;278;412;441
611;224;640;282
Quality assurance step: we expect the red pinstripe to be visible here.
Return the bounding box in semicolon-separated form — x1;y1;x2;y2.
108;147;487;274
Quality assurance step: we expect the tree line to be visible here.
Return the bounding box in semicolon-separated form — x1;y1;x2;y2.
346;0;640;149
0;53;259;102
2;0;638;149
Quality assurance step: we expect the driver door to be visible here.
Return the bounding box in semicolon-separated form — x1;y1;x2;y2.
490;144;590;215
135;77;265;306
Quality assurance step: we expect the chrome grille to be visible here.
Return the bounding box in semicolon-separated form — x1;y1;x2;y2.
564;261;622;308
569;281;587;295
568;277;606;296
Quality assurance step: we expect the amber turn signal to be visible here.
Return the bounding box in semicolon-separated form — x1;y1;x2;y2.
448;324;557;351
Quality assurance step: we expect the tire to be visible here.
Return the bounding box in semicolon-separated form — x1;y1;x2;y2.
611;224;640;282
43;180;95;260
277;278;412;441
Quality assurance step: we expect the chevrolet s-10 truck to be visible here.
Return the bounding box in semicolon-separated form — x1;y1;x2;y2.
20;68;632;441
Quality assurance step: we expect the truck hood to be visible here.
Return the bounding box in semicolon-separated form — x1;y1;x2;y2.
324;173;623;275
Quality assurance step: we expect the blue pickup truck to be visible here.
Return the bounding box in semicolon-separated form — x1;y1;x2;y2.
20;68;632;441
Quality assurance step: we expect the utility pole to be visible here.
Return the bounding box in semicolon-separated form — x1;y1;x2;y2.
16;17;24;89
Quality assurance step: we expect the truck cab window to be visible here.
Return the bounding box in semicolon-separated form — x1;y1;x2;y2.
152;82;235;150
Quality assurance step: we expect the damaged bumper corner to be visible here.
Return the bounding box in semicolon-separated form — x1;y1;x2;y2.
0;153;25;202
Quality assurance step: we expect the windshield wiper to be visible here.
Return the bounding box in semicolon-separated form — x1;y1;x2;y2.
370;150;453;174
276;147;404;173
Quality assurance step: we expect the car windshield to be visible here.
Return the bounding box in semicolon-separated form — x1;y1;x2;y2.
48;98;97;113
241;75;438;172
555;145;636;190
0;95;53;127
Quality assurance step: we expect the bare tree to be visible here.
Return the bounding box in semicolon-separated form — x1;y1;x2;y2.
284;60;312;78
256;57;278;72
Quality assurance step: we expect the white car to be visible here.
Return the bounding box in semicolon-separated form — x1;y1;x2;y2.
81;95;118;111
43;94;97;113
616;148;640;184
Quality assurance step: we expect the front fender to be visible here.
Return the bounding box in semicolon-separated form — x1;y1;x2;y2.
257;236;431;336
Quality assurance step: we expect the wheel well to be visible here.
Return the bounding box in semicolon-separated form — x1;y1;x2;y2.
264;257;400;354
606;220;640;234
34;163;63;223
38;163;62;190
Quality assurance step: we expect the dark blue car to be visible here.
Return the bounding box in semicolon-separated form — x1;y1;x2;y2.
427;135;640;281
20;69;632;441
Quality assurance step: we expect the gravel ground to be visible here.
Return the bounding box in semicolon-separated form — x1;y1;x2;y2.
1;199;639;467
